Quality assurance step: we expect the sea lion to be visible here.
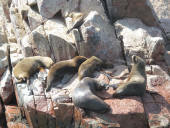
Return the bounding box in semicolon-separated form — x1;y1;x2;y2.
78;56;103;80
13;56;54;83
46;56;87;91
66;12;84;34
72;77;110;113
112;55;146;97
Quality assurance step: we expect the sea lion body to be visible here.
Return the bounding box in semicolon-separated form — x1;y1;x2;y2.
112;55;146;97
72;77;110;113
13;56;54;82
78;56;103;80
66;12;84;34
46;56;87;91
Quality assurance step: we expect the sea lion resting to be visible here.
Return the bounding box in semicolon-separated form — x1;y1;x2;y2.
78;56;103;80
72;77;110;113
46;56;87;91
112;55;146;97
7;46;54;83
13;56;54;83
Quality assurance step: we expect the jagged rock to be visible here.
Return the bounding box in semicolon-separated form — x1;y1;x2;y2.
77;11;122;64
5;22;17;43
5;105;29;128
44;19;77;61
147;0;170;41
27;0;36;6
37;0;67;18
62;0;108;20
9;5;26;40
0;43;23;76
20;34;33;57
0;69;14;104
0;17;8;44
27;6;47;31
106;0;157;26
31;25;52;57
114;18;165;63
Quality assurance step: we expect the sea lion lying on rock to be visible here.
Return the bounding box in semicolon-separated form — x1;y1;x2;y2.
112;55;146;97
46;56;87;91
72;77;110;113
7;46;54;83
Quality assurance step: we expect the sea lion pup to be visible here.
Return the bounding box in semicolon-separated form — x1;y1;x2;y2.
13;56;54;83
46;56;87;91
72;77;110;113
66;12;84;34
112;55;146;97
78;56;104;80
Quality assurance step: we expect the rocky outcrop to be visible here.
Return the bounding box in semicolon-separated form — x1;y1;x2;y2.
0;0;169;128
114;18;165;64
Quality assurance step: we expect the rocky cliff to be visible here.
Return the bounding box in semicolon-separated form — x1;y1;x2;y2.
0;0;169;128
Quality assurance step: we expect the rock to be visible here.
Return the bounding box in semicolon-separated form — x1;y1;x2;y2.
5;105;29;128
0;43;23;76
37;0;67;18
114;18;165;63
20;34;33;57
27;0;37;6
44;19;77;62
27;6;47;31
4;22;17;43
63;0;108;20
0;17;8;44
9;5;26;40
147;0;170;41
0;69;14;104
78;11;122;64
31;25;52;57
106;0;157;26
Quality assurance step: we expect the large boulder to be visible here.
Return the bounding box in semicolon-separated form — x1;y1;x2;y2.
44;19;77;62
106;0;157;26
77;11;122;64
114;18;165;63
147;0;170;42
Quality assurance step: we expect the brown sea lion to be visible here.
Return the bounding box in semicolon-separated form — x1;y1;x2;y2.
72;77;110;113
78;56;104;80
13;56;54;83
112;55;146;97
46;56;87;91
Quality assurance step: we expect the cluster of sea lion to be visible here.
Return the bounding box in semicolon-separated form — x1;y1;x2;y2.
7;45;146;114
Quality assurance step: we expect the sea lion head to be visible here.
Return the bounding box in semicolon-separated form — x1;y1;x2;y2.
73;56;87;67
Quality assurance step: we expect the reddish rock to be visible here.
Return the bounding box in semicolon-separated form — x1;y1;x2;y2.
143;80;170;128
5;105;28;128
0;70;14;104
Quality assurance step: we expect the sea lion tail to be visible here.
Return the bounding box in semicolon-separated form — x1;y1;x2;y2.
6;45;13;75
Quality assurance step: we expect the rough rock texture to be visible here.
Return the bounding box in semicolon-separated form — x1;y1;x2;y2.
147;0;170;42
44;19;77;62
5;105;29;128
78;11;122;64
0;0;170;127
114;18;165;63
106;0;157;26
0;69;14;105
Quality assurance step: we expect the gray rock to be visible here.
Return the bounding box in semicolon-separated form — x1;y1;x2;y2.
44;19;77;62
20;34;33;57
106;0;157;26
37;0;67;18
0;69;14;104
147;0;170;41
114;18;165;63
78;11;122;63
31;25;52;57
